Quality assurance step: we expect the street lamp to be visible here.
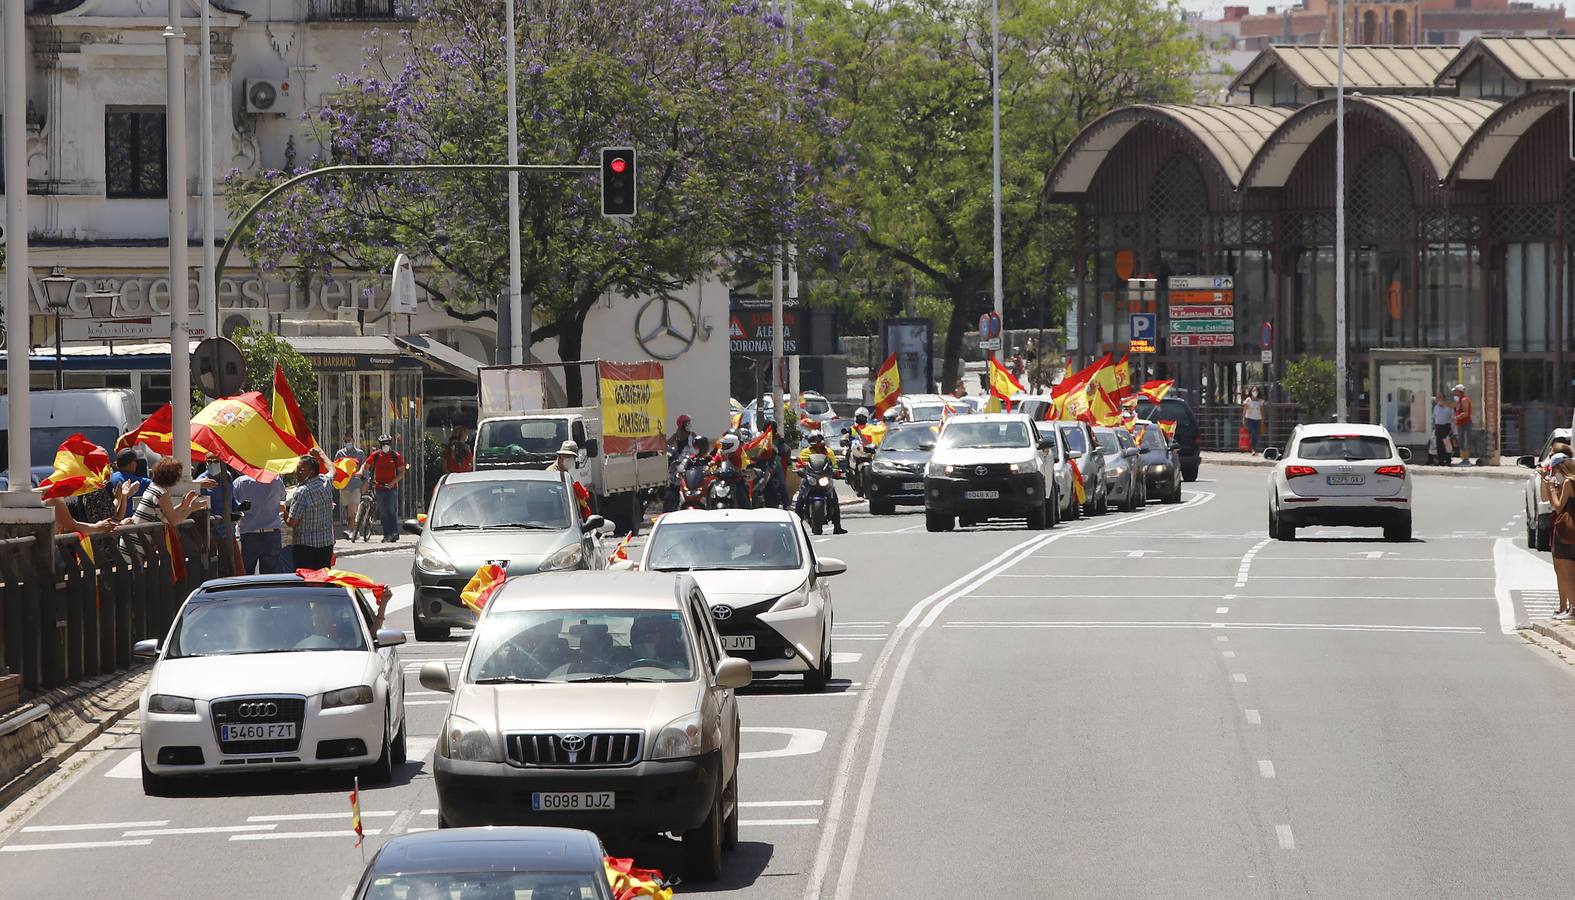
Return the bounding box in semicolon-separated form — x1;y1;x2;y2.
39;265;76;391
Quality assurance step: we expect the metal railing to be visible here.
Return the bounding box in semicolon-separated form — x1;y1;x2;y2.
306;0;420;20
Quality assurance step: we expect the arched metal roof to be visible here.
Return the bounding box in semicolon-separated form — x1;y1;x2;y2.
1241;95;1500;189
1447;89;1565;183
1048;104;1293;200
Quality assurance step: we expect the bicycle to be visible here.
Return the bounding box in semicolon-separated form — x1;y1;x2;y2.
353;489;376;543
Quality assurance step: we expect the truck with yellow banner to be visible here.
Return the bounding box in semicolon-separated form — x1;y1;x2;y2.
473;361;669;533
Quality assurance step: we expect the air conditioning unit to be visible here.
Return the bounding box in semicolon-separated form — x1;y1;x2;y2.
244;79;297;115
220;309;273;336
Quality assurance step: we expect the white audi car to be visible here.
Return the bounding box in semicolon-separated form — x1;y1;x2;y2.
631;508;844;691
135;575;408;794
1264;423;1413;542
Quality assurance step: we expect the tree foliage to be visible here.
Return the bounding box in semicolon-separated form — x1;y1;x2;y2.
231;326;321;423
1283;355;1336;421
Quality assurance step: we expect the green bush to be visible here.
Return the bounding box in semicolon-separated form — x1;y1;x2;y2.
1283;356;1336;421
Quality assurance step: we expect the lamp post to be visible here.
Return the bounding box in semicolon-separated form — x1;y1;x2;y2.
4;0;34;507
40;266;76;391
1334;0;1348;422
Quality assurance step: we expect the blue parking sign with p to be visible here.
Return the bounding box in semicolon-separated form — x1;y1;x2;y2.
1130;313;1157;342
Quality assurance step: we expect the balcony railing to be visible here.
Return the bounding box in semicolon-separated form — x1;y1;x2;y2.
307;0;419;21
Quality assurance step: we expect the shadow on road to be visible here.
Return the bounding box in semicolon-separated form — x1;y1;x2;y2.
737;677;860;697
152;756;427;799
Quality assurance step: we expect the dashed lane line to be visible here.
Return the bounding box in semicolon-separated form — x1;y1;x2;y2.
231;829;380;842
1236;537;1270;588
942;621;1484;634
22;820;167;833
1258;760;1277;779
1276;825;1296;850
0;839;152;852
1244;709;1262;724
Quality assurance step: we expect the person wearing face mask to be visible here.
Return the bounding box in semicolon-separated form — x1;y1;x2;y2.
285;452;337;569
333;430;366;538
358;434;406;544
194;452;242;575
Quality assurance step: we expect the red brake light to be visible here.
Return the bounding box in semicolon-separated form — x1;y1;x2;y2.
1375;464;1406;479
1285;465;1318;478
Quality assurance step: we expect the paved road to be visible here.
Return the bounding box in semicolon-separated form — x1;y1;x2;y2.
2;468;1572;898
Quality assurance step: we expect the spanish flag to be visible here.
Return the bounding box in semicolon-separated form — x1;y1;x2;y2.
1093;353;1131;405
1158;419;1178;441
332;456;359;490
986;354;1025;411
871;353;902;419
603;856;674;900
608;532;633;565
191;392;311;482
272;362;315;451
1090;384;1123;426
165;526;187;585
37;434;112;500
296;567;384;593
1050;354;1108;421
1140;379;1175;404
572;480;593;521
460;563;507;613
1068;459;1087;505
117;404;178;456
741;423;775;465
349;778;364;848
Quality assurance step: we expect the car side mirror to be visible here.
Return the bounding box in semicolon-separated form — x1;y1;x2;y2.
1037;437;1055;451
1517;454;1537;469
1398;447;1413;462
583;514;607;533
715;656;752;689
133;638;161;660
1262;447;1281;461
419;660;453;693
1067;450;1083;461
1123;447;1140;458
814;557;848;578
375;628;407;649
402;518;423;536
583;439;599;458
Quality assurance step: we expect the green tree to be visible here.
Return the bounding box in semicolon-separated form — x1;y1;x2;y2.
802;0;1204;388
230;326;321;423
1282;355;1336;421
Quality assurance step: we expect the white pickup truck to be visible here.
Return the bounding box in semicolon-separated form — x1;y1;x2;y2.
473;364;668;533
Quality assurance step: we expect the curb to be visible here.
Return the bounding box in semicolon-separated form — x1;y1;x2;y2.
0;668;148;814
1529;621;1575;652
335;540;415;559
1200;455;1524;481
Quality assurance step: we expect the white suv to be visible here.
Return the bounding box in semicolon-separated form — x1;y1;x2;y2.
1264;423;1413;541
924;413;1059;531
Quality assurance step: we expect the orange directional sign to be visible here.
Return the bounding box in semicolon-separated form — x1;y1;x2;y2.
1169;289;1234;305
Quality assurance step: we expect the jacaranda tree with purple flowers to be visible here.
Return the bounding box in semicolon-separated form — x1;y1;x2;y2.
227;0;853;396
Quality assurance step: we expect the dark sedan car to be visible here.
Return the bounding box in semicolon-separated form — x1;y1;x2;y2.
867;423;939;516
1135;396;1200;482
1134;419;1184;504
351;827;615;900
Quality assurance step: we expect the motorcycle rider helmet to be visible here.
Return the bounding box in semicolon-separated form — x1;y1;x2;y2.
718;433;741;454
854;406;870;425
676;414;692;427
808;432;827;448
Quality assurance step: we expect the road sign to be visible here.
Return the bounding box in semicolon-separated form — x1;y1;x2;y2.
1261;350;1273;364
193;337;246;399
1169;333;1235;348
1167;275;1233;291
1260;320;1273;348
389;253;418;314
1129;312;1157;342
1169;305;1235;319
1171;319;1234;334
1169;289;1233;305
1130;338;1156;354
978;310;1002;352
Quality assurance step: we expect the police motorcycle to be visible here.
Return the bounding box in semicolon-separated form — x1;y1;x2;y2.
843;407;875;499
705;434;749;510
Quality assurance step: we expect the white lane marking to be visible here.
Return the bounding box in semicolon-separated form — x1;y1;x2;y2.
1245;709;1262;724
0;839;153;852
1118;550;1160;558
832;636;887;642
1216;635;1229;642
1276;824;1296;850
970;593;1494;601
1233;674;1249;683
123;824;277;836
834;622;889;626
1494;536;1553;633
830;652;862;665
404;700;452;706
247;812;398;822
1235;538;1271;588
742;819;819;827
943;621;1484;634
740;727;826;760
104;751;140;779
1222;594;1237;600
384;583;415;615
1258;760;1276;779
1356;551;1385;559
404;690;449;697
231;829;382;841
740;800;824;808
1222;651;1236;658
811;491;1217;900
1216;607;1229;615
22;820;169;833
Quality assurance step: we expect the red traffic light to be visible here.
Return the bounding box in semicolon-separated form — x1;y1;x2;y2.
610;158;627;174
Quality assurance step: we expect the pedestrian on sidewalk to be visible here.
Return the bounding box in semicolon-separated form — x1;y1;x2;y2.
285;453;336;570
1452;384;1474;465
1542;452;1575;618
358;434;405;543
1431;393;1455;466
1242;387;1265;455
232;469;286;574
333;431;366;536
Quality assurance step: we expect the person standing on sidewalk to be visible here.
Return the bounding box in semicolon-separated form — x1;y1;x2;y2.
1431;393;1455;465
1542;452;1575;618
232;469;286;574
1241;387;1265;455
358;434;405;543
334;431;366;538
1452;383;1473;465
285;453;336;569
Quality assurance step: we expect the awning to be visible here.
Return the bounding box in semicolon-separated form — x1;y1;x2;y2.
395;335;484;382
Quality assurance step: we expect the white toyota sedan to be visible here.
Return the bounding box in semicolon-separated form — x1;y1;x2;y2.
632;508;844;691
1264;423;1413;542
134;575;408;794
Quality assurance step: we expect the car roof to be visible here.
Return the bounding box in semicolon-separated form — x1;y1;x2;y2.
488;571;689;613
441;469;565;485
653;507;796;526
942;412;1031;424
1295;423;1392;438
367;827;603;877
195;574;353;593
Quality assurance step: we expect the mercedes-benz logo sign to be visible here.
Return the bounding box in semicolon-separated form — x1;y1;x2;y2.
559;734;586;753
634;295;697;361
712;605;734;621
975;466;988;476
237;702;279;718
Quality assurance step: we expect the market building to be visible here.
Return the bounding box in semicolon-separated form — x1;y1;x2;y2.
1049;36;1575;454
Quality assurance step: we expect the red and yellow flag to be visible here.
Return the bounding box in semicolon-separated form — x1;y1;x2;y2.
272;362;315;451
191;392;311;482
1090;384;1122;426
1093;354;1131;405
741;423;775;466
296;567;384;593
165;526;187;585
1068;459;1087;505
349;780;364;848
986;354;1025;410
1158;419;1178;441
604;857;674;900
1139;379;1175;404
572;480;593;521
331;456;359;490
608;532;634;565
1050;354;1110;421
37;434;112;500
460;563;507;613
871;353;902;419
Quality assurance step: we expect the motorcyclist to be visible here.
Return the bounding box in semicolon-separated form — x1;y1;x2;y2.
844;408;878;497
668;414;697;455
709;432;745;470
795;433;846;534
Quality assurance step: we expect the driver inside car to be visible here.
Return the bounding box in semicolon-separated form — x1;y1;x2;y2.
628;614;687;673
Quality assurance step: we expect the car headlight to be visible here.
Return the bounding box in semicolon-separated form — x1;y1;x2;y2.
1150;463;1168;473
540;544;584;571
769;579;812;612
321;685;374;709
1109;465;1127;478
871;460;900;474
1009;462;1023;473
649;712;704;760
443;714;501;763
415;544;457;575
147;694;196;714
926;462;954;477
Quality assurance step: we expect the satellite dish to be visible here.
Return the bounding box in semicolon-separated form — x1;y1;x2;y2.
193;336;247;399
389;254;418;315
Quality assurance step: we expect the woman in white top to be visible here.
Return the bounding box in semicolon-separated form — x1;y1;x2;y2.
1241;387;1265;455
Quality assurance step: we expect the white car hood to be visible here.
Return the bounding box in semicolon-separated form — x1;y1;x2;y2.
931;447;1035;467
687;568;807;604
150;651;379;700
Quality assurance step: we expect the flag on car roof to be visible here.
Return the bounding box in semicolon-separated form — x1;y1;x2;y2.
37;434;112;501
191;392;312;482
296;567;384;593
272;362;316;451
1139;379;1175;404
871;353;902;419
460;563;507;613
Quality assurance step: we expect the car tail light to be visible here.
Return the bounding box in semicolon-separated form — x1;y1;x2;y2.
1284;465;1317;478
1375;464;1406;479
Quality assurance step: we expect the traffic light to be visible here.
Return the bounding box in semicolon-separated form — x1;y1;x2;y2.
601;147;636;217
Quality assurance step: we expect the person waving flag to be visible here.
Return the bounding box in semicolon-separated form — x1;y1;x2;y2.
871;353;902;419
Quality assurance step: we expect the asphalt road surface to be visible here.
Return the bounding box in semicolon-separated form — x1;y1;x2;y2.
2;467;1572;898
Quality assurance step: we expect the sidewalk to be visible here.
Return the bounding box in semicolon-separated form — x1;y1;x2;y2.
1201;451;1525;481
335;532;417;559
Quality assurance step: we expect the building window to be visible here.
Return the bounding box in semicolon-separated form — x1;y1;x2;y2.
1456;59;1522;99
105;108;166;199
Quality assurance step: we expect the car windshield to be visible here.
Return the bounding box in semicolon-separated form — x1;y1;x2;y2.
165;587;367;658
475;419;568;462
1094;431;1121;453
800;396;832;416
429;479;571;530
907;405;946;422
1058;427;1088;454
467;608;695;683
360;871;598;900
880;427;936;452
1136;424;1167;451
939;421;1030;450
1296;435;1394;461
645;521;803;571
0;425;121;471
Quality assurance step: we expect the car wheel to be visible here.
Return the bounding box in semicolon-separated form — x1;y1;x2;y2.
869;498;894;516
413;618;449;643
1118;487;1135;513
722;770;740;850
1182;465;1199;483
925;510;953;532
140;750;176;797
1536;520;1552;552
1066;493;1081;520
1098;487;1110;516
390;716;408;766
805;636;831;692
360;709;395;785
1135;481;1147;510
1384;516;1413;543
1026;501;1047;530
682;787;725;882
1049;491;1060;527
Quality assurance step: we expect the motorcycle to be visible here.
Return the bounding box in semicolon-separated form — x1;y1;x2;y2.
843;428;874;498
676;455;710;510
797;453;839;535
706;460;748;510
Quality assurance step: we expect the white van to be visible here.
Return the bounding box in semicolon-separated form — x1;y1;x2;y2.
0;388;141;489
